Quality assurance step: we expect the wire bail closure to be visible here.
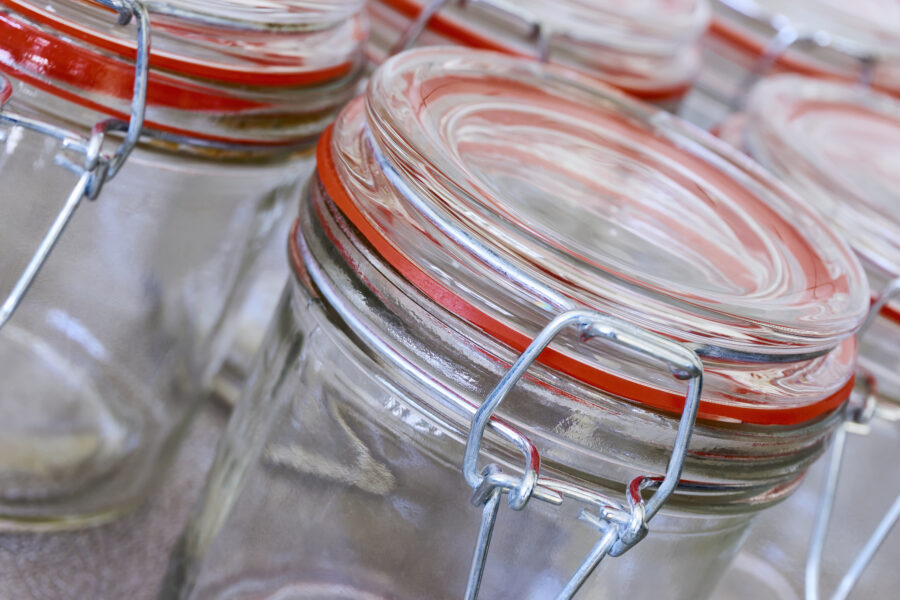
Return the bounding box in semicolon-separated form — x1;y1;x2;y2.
461;308;704;600
389;0;551;62
805;278;900;600
0;0;150;330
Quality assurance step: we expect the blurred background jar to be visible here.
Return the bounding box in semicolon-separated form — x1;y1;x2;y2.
711;74;900;599
0;0;366;529
688;0;900;128
161;49;870;600
727;75;900;403
365;0;710;110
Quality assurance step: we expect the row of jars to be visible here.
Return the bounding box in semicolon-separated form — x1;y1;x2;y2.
0;1;897;599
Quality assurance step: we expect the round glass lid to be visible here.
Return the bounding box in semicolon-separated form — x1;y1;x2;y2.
348;49;867;360
742;75;900;284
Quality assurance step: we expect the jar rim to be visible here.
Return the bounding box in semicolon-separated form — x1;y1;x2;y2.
290;175;847;512
309;124;858;425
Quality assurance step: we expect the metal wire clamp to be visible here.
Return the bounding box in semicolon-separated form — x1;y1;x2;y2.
461;308;704;600
389;0;550;62
0;0;150;330
805;278;900;600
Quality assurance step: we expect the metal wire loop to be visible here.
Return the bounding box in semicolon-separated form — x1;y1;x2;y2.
620;476;657;543
389;0;550;62
461;308;704;599
805;277;900;600
0;0;150;330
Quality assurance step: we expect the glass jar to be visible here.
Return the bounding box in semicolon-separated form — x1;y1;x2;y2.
0;0;366;529
713;77;900;598
162;48;869;600
728;75;900;402
366;0;710;108
696;0;900;120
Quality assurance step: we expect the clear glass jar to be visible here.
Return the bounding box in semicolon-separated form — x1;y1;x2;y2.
162;49;868;600
0;0;366;529
731;75;900;402
696;0;900;119
716;74;900;599
366;0;710;107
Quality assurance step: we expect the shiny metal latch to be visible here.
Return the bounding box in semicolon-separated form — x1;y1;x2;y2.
460;309;704;599
0;0;150;330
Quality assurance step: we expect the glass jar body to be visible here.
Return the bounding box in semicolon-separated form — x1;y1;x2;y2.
162;178;842;599
167;281;757;600
0;91;309;529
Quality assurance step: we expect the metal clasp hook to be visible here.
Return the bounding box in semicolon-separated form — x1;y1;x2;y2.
0;0;150;330
805;278;900;600
461;308;704;599
390;0;550;62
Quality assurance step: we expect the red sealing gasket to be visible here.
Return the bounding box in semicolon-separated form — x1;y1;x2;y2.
880;298;900;324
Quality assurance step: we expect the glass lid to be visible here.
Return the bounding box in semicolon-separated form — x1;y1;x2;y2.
742;75;900;285
351;49;867;357
312;48;867;424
